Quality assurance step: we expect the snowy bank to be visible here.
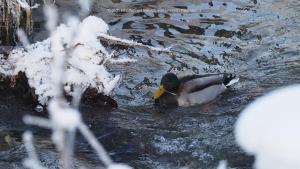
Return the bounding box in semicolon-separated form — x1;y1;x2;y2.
235;85;300;169
1;16;137;105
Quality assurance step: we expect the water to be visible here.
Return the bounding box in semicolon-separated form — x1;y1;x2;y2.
1;0;300;168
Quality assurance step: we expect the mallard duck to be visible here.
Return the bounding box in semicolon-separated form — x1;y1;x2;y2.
153;73;238;107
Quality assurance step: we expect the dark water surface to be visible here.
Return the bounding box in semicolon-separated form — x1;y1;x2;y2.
1;0;300;168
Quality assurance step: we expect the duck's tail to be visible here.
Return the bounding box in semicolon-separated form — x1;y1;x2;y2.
223;73;239;87
225;78;239;87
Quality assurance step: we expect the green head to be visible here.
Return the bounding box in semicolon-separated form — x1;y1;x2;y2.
153;73;180;99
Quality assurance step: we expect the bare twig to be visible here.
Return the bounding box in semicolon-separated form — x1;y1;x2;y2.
78;121;113;167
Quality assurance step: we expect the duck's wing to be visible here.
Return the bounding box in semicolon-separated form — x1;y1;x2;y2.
178;84;227;107
179;74;223;84
179;74;225;94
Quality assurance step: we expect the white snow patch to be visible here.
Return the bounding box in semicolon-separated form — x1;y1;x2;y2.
107;163;133;169
17;0;39;9
17;0;30;9
235;85;300;169
217;160;227;169
108;57;137;64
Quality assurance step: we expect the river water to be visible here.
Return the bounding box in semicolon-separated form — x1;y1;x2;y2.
0;0;300;168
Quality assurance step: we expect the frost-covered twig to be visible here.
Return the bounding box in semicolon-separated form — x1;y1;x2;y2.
23;131;48;169
20;1;133;169
99;33;175;55
71;85;85;108
77;0;92;15
17;29;30;49
23;115;52;129
42;0;56;5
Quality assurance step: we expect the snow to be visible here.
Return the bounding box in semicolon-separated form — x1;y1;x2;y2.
217;161;227;169
2;16;136;105
107;163;133;169
9;40;54;105
235;85;300;169
17;0;30;9
17;0;40;9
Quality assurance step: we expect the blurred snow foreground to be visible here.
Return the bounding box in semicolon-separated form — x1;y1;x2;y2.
13;0;136;168
1;15;137;105
235;85;300;169
5;0;170;169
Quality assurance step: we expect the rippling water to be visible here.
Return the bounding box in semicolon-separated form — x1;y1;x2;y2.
0;0;300;168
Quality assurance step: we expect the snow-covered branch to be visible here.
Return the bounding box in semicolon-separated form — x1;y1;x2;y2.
99;33;174;55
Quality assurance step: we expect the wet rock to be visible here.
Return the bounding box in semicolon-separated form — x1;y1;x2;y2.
82;88;118;108
214;29;235;38
0;132;21;151
0;46;14;58
0;72;38;105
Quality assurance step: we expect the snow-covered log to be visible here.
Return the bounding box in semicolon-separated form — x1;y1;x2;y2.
2;16;129;105
0;14;172;106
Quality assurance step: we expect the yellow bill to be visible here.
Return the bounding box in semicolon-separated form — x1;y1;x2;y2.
153;85;165;99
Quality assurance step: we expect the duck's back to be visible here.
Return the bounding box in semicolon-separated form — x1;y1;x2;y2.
179;74;222;84
177;73;231;107
178;74;225;94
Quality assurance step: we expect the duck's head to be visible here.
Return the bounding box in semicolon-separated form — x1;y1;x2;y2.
153;73;180;99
